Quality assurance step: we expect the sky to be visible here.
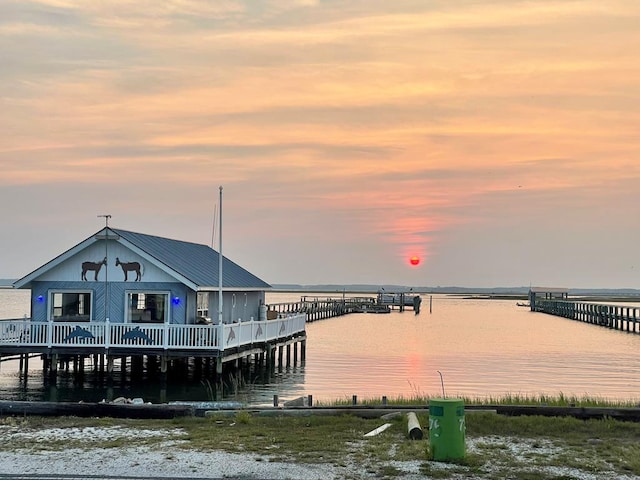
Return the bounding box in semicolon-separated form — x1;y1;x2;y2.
2;0;640;289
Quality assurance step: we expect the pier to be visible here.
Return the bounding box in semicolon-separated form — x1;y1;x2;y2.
266;296;378;321
0;314;307;382
533;299;640;333
530;288;640;334
266;292;422;321
377;291;422;313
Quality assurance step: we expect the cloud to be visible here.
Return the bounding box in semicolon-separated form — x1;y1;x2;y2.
1;0;640;285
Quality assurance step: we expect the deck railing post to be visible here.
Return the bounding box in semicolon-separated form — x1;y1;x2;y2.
105;319;111;349
46;321;53;348
163;324;168;350
217;322;224;350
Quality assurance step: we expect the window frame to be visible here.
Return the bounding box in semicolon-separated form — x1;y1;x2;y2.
125;290;170;324
48;290;94;322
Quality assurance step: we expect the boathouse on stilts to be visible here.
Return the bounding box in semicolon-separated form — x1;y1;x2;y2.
1;227;306;387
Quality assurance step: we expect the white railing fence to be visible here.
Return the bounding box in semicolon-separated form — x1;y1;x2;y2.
0;314;306;351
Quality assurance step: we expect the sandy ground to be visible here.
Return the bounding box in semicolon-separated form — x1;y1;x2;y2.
1;425;639;479
0;446;349;479
0;425;379;479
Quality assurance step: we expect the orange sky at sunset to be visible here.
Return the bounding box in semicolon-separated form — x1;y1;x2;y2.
2;0;639;288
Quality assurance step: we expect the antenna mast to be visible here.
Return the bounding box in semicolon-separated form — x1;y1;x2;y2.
218;187;223;325
211;202;218;249
97;214;111;321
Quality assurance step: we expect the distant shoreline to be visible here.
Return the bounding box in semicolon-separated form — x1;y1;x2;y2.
271;285;640;297
4;280;640;299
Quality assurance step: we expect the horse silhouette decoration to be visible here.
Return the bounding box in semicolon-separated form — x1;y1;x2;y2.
115;257;142;281
81;257;107;281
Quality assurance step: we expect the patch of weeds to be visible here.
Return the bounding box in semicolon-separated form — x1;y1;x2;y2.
420;460;471;478
548;449;607;474
418;464;454;479
596;441;640;475
235;410;252;424
375;464;403;477
502;471;560;480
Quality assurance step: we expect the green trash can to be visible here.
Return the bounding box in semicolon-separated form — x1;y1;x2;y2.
429;398;465;461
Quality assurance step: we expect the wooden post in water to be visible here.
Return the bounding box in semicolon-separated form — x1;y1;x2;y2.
268;344;276;370
51;354;58;378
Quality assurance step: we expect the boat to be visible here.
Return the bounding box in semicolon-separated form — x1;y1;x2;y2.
353;304;391;314
363;304;391;314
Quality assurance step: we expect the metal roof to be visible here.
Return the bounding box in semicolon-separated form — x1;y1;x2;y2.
13;227;271;291
111;228;271;290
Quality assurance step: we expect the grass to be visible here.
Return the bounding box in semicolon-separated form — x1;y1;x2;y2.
323;392;640;408
2;395;640;479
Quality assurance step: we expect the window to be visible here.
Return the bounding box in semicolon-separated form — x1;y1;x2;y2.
197;292;209;317
51;292;92;322
127;292;168;323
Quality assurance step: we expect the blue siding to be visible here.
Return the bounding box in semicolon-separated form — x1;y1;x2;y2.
31;281;189;324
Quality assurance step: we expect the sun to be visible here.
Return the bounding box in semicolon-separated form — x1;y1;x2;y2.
409;256;420;266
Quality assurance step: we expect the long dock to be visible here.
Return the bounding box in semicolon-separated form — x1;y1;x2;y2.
266;296;378;321
533;298;640;334
266;292;422;321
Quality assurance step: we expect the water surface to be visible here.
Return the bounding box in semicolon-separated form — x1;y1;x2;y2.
1;289;639;405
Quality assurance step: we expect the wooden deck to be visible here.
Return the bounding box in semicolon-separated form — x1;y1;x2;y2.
266;293;423;319
533;299;640;333
267;296;378;321
0;314;306;355
0;314;307;378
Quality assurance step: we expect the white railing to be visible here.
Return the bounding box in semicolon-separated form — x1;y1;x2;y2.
0;314;306;351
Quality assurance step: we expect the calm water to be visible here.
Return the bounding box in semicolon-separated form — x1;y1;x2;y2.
1;289;639;405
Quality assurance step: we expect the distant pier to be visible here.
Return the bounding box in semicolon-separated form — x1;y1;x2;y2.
267;296;377;321
266;292;422;321
530;287;640;334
